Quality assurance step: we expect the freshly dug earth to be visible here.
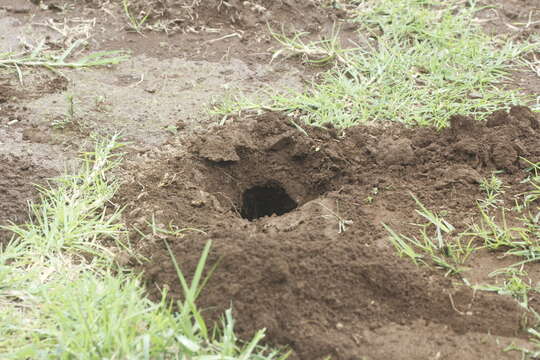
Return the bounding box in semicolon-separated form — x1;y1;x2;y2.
118;106;540;359
0;75;65;244
478;0;540;39
0;153;54;243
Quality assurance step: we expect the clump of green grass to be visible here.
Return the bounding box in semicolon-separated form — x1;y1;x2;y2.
466;167;540;268
0;136;287;359
463;169;540;269
522;158;540;206
383;160;540;354
214;0;538;128
383;193;476;276
2;134;127;262
52;94;77;129
388;163;540;275
208;92;268;125
479;173;505;209
475;267;536;309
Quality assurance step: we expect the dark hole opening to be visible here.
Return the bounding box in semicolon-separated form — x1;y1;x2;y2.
240;184;298;221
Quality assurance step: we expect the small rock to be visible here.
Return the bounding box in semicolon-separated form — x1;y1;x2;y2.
190;199;205;208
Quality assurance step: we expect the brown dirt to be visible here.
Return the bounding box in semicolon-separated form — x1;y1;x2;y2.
477;0;540;39
117;106;540;360
27;0;350;64
52;0;342;33
2;1;540;358
0;0;328;147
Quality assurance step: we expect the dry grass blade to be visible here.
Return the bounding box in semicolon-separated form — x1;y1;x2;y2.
0;39;128;83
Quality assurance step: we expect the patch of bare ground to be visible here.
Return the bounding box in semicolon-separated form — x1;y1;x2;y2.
0;72;68;244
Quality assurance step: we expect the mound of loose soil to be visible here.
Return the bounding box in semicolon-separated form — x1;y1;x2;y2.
118;106;540;359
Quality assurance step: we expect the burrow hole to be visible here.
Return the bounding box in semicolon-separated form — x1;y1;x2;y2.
240;183;298;221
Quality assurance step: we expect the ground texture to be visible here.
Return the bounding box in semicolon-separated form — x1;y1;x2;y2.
115;107;539;359
1;0;540;359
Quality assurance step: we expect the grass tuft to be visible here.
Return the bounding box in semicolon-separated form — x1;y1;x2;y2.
384;193;475;276
2;134;126;263
122;0;150;35
2;135;126;263
270;24;355;66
